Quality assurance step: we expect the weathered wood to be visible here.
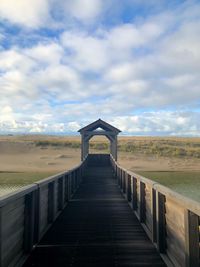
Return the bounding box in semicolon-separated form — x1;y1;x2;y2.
24;192;35;252
39;186;48;235
185;210;200;267
23;154;165;267
58;177;64;210
140;182;146;223
79;119;121;161
0;160;83;267
156;192;166;253
122;170;126;193
48;182;55;223
64;174;69;202
152;188;157;243
145;184;152;232
0;197;25;267
132;177;137;210
127;174;132;202
33;188;40;243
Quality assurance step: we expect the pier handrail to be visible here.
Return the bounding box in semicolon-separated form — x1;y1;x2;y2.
0;157;87;267
110;154;200;267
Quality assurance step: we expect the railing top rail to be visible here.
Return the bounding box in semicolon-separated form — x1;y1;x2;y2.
0;184;38;207
0;157;86;207
110;154;200;216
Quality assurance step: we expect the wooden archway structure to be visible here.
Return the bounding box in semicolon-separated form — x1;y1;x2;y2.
78;119;121;161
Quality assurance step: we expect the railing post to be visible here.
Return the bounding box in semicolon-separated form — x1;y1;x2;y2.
140;182;146;223
156;192;166;253
120;169;123;189
24;192;35;252
69;173;72;199
127;174;132;202
122;171;126;193
0;207;2;267
185;210;200;267
58;177;64;211
117;167;120;185
152;188;157;243
48;182;55;223
34;187;40;243
64;174;69;202
132;177;137;210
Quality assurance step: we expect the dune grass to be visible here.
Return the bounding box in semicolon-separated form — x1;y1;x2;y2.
33;136;200;158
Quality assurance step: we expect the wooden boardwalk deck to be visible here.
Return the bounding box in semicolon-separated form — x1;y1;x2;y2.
23;157;166;267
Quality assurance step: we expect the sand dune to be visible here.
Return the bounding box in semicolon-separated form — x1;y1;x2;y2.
0;135;200;173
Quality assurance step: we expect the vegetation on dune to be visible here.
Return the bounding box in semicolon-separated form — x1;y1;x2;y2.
118;140;200;158
34;138;200;158
35;140;81;149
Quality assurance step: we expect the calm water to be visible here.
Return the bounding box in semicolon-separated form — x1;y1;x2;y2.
0;184;24;197
1;172;200;201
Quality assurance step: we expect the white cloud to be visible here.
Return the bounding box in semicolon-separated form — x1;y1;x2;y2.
0;49;35;72
107;22;162;50
0;105;17;129
0;0;50;27
61;31;108;71
64;0;103;21
24;43;64;65
67;121;81;131
110;112;200;136
0;1;200;135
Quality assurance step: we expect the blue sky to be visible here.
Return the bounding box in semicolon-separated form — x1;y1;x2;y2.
0;0;200;136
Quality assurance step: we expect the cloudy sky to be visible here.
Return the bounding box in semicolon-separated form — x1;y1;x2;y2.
0;0;200;135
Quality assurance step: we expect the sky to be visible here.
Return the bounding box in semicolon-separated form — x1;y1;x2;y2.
0;0;200;136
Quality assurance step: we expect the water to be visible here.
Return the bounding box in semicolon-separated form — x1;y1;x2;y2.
0;184;24;197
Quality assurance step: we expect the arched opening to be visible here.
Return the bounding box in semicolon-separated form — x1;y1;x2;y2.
89;135;110;154
78;119;121;161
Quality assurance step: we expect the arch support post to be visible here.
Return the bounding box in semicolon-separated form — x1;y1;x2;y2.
109;135;117;161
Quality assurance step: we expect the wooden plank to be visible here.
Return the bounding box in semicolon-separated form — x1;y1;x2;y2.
58;177;64;211
33;188;40;243
166;238;185;267
145;184;152;232
48;182;55;223
140;182;146;223
1;201;25;267
64;175;69;202
23;154;166;267
156;192;166;253
132;177;137;211
39;186;48;235
0;207;2;267
127;174;132;202
152;188;157;243
185;210;200;267
122;171;126;193
24;192;35;252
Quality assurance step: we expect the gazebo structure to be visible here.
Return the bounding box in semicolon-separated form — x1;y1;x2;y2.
78;119;121;161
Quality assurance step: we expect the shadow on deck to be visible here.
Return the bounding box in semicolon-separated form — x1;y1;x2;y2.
23;154;165;267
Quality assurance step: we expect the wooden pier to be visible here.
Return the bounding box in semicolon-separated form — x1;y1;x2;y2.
23;154;165;267
0;120;200;267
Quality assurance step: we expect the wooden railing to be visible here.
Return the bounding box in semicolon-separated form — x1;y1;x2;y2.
1;154;199;267
0;159;87;267
110;155;200;267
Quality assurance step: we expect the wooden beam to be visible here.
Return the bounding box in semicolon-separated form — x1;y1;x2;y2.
156;192;166;253
185;210;200;267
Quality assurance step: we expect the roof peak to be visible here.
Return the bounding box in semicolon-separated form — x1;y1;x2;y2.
78;119;121;134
